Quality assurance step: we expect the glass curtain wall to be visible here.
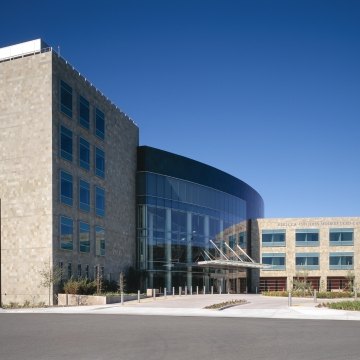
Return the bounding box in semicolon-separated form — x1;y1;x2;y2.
137;172;247;291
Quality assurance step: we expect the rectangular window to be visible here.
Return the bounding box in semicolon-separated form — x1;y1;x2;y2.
295;253;320;270
79;137;90;170
95;226;105;256
77;264;82;278
67;262;72;279
330;229;354;246
95;108;105;139
60;80;72;117
228;234;236;249
79;179;90;212
79;96;90;129
95;186;105;217
296;229;319;246
262;253;286;270
329;252;354;270
60;171;73;206
60;216;73;251
85;264;90;278
239;231;247;249
79;221;90;253
95;147;105;178
262;230;286;247
60;125;73;161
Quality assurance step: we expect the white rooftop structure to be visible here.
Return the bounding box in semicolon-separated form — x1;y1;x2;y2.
0;39;49;62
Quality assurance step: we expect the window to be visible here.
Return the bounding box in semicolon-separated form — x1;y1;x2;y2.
79;96;90;129
262;230;286;247
85;264;90;278
262;253;286;270
95;108;105;139
60;80;72;117
77;264;82;278
60;216;73;251
329;253;354;270
95;147;105;178
295;253;320;270
330;229;354;246
60;126;73;161
67;262;72;279
229;234;236;249
60;171;73;206
79;137;90;170
79;180;90;212
239;231;247;249
296;229;319;246
95;226;105;256
95;186;105;217
79;221;90;253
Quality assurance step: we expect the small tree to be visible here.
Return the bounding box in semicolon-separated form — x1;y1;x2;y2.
293;272;313;296
39;260;62;306
95;265;103;295
346;271;355;292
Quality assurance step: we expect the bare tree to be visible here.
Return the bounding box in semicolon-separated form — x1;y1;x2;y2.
39;259;62;306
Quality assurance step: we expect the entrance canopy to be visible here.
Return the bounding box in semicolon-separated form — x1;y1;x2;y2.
197;240;267;270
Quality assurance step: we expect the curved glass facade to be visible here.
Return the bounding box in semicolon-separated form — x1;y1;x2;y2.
137;146;264;292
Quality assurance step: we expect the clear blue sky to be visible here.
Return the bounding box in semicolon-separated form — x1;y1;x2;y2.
1;0;359;218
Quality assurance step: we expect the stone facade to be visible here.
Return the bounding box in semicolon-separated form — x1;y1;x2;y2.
251;217;360;292
0;46;139;305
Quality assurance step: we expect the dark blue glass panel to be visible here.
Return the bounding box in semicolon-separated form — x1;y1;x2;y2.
60;171;73;206
79;137;90;170
79;180;90;212
60;81;72;118
95;108;105;139
60;126;72;161
95;147;105;178
79;221;90;253
95;187;105;217
79;96;90;129
60;216;73;250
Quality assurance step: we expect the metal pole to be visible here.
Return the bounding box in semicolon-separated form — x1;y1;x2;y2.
288;292;292;307
153;288;156;300
179;286;182;296
137;290;140;303
164;287;167;299
314;289;317;303
172;287;175;297
185;286;187;296
190;286;192;295
211;286;213;295
203;285;206;295
196;286;199;295
121;292;124;306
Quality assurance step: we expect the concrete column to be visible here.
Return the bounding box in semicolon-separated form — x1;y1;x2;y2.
148;212;154;289
165;208;172;290
204;215;210;291
187;212;192;288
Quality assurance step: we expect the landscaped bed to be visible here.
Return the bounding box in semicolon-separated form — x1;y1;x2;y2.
262;291;353;299
317;300;360;311
204;299;248;310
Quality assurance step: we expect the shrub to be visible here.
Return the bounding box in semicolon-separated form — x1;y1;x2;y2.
321;300;360;311
262;290;353;298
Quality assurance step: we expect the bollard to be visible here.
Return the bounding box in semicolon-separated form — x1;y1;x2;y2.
314;289;317;303
288;292;292;307
153;289;156;301
164;288;167;299
211;286;213;295
172;287;175;297
121;292;124;306
196;286;199;295
256;287;258;294
179;286;182;296
190;286;193;295
185;286;187;296
227;287;230;295
203;285;206;295
219;287;222;295
137;290;140;303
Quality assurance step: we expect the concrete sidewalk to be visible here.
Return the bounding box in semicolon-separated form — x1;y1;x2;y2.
4;294;360;321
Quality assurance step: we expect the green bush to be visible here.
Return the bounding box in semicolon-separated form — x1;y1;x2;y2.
324;300;360;311
262;291;353;299
63;278;97;295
